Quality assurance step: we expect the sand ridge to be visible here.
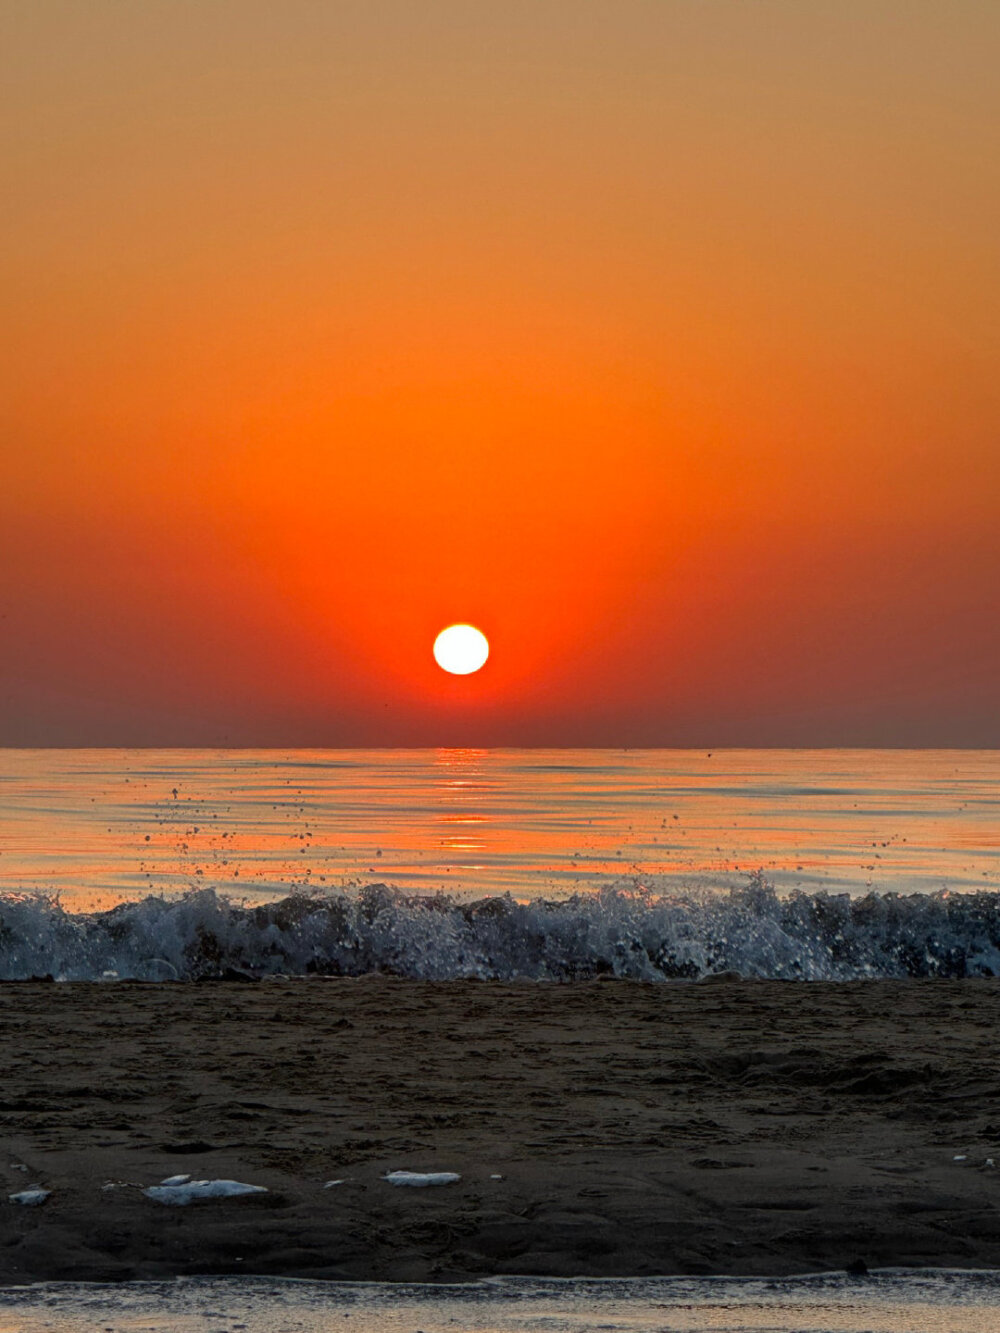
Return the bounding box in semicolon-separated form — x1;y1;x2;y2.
3;978;1000;1282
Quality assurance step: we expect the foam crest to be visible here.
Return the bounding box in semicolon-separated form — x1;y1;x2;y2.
2;875;1000;982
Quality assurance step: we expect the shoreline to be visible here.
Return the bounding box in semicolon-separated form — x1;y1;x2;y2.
4;978;1000;1283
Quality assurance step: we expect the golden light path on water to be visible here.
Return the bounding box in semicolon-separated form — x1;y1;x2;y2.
0;749;998;912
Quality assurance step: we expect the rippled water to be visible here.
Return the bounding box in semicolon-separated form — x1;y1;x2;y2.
1;749;997;910
3;1272;1000;1333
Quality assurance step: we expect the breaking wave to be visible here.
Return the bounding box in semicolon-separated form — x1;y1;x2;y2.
3;874;1000;982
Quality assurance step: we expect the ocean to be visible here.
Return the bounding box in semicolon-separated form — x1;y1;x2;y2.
1;748;999;981
3;1272;1000;1332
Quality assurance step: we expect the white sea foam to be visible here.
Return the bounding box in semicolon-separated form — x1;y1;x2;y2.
383;1171;460;1187
9;1188;50;1206
142;1179;266;1205
2;875;1000;982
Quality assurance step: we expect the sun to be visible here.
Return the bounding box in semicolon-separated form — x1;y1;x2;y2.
433;624;489;675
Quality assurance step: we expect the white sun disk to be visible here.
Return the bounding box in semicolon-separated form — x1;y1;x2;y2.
434;624;489;675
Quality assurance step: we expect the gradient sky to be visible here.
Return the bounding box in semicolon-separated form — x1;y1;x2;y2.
2;1;998;746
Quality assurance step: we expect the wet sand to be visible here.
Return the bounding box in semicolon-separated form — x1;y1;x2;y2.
3;979;1000;1283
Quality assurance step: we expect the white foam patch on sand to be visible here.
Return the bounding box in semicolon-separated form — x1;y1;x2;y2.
9;1188;50;1206
142;1179;266;1205
383;1170;460;1187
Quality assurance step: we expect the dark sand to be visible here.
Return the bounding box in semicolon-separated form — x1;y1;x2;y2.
3;978;1000;1283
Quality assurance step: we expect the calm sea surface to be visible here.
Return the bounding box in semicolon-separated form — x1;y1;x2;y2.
0;749;997;911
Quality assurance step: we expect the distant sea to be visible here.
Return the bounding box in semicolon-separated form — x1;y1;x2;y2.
1;748;998;981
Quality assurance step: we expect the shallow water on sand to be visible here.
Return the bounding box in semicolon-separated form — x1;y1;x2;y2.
2;1273;1000;1333
1;748;998;910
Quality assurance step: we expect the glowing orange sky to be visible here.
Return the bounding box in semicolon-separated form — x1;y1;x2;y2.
2;1;998;745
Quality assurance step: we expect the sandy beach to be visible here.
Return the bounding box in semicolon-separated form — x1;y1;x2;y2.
3;978;1000;1283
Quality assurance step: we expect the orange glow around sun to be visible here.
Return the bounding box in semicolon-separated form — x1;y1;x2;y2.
1;4;998;745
